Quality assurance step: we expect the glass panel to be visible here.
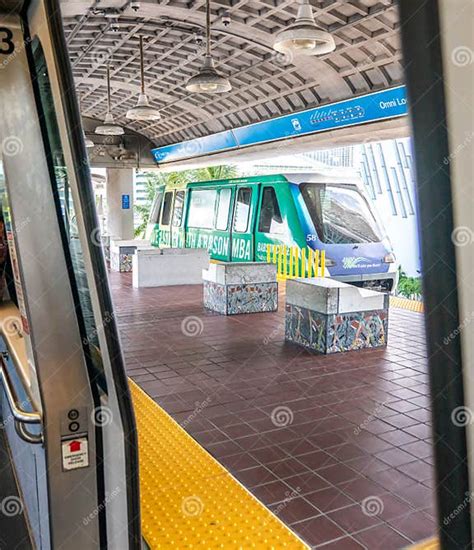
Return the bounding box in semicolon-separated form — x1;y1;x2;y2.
233;188;252;233
150;189;164;224
301;183;383;244
161;192;173;225
188;189;217;229
172;191;185;227
258;187;284;234
215;188;232;231
31;39;105;382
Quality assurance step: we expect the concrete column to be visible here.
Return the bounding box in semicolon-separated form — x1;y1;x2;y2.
106;168;134;240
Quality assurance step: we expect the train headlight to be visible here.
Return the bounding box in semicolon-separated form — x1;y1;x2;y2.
324;257;336;267
383;252;396;263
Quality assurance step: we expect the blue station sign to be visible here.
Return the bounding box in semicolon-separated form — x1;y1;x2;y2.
152;85;408;164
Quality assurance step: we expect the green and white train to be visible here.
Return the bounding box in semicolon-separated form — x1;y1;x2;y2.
146;173;399;291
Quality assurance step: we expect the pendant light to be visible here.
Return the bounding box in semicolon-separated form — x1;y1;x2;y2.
95;65;124;136
79;94;95;148
273;0;335;56
126;36;161;121
185;0;231;93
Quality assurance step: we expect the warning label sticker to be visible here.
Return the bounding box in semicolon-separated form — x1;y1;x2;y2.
61;437;89;471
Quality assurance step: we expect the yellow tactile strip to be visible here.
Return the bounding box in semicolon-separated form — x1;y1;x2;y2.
407;537;439;549
390;296;424;313
130;380;309;549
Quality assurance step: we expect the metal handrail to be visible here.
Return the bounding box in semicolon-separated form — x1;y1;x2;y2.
0;355;43;444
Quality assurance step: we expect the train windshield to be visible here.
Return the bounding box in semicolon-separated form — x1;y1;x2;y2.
301;183;384;244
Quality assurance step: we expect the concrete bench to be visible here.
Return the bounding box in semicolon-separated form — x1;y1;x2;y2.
110;239;151;272
133;248;210;288
285;277;389;354
203;262;278;315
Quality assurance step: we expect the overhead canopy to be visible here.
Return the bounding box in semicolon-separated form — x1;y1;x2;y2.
62;0;403;151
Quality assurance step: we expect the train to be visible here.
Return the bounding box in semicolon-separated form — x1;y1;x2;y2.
146;172;399;291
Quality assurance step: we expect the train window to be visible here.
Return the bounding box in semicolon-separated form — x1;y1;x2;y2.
215;188;232;231
172;191;185;227
301;183;383;244
161;192;173;225
233;188;252;233
187;189;217;229
149;189;164;224
258;187;284;234
30;39;104;379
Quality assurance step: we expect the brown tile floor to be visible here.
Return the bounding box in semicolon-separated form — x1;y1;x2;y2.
109;272;437;549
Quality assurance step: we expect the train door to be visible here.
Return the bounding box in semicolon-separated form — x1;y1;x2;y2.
255;185;287;261
0;1;140;549
210;186;234;261
230;184;259;262
170;189;186;247
158;189;173;247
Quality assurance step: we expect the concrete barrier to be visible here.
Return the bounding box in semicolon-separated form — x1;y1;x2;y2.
285;277;389;353
132;248;210;288
203;262;278;315
110;239;151;272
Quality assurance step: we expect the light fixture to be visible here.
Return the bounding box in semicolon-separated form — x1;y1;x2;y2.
95;65;124;136
79;94;95;147
185;0;231;93
273;0;336;56
126;36;161;121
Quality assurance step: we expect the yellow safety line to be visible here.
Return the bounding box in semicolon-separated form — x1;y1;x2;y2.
407;538;439;549
130;380;309;549
390;296;424;313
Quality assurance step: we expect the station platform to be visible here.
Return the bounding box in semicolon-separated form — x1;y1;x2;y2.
110;272;436;548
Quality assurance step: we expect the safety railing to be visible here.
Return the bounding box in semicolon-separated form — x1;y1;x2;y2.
266;244;326;281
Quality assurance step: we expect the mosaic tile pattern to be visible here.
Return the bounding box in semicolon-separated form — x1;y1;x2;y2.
285;304;388;354
204;281;278;315
111;252;133;273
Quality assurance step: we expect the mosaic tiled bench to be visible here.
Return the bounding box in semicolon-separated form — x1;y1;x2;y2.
285;277;389;354
110;239;150;272
203;262;278;315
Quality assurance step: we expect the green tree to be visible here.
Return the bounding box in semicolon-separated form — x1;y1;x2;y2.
134;165;237;238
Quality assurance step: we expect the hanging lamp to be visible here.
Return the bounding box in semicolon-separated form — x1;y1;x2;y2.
273;0;335;56
126;36;161;121
95;65;124;136
185;0;231;93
